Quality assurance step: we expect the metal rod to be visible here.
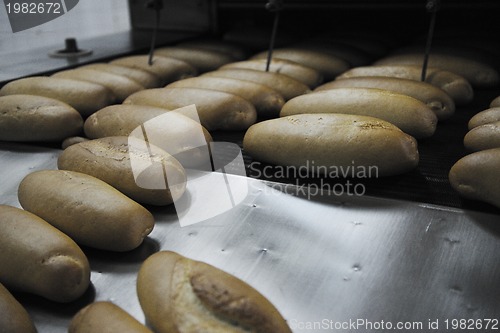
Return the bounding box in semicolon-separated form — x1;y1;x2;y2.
421;0;440;81
266;10;281;72
147;0;163;66
265;0;284;72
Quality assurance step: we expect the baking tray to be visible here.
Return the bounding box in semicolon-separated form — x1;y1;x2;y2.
1;142;499;333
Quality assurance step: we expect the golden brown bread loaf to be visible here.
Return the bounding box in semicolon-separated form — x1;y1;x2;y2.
0;205;90;302
69;301;153;333
464;121;500;152
110;55;197;85
84;104;212;168
243;114;419;177
137;251;292;333
468;107;500;129
58;136;187;206
52;69;144;103
219;59;324;88
280;88;437;139
0;282;37;333
449;148;500;208
166;76;285;118
0;77;115;117
337;65;474;105
124;87;257;131
18;170;155;252
81;63;162;88
202;68;310;101
316;76;455;120
0;94;83;142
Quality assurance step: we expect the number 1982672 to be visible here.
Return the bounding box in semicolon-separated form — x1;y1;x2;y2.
6;2;62;14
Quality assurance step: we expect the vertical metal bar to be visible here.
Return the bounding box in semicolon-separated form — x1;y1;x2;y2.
266;10;280;72
421;0;440;81
265;0;284;72
147;0;163;66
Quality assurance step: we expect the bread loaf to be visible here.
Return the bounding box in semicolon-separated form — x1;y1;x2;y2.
337;65;473;105
0;94;83;142
449;148;500;208
84;104;212;168
0;205;90;302
110;55;197;85
202;68;310;101
52;69;144;103
124;87;257;131
18;170;155;252
280;88;437;139
251;48;350;80
155;46;236;73
137;251;292;333
58;136;187;206
468;107;500;129
62;136;89;149
166;76;285;118
0;77;114;117
243;114;419;177
220;59;323;88
375;53;500;88
464;121;500;152
316;76;455;120
0;282;36;333
81;63;162;88
69;302;152;333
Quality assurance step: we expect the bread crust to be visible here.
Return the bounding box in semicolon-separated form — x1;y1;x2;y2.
137;251;292;333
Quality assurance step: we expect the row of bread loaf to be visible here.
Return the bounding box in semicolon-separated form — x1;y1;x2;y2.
2;31;500;332
0;39;297;332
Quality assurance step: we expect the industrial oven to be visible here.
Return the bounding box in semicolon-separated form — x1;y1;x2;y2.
1;0;499;332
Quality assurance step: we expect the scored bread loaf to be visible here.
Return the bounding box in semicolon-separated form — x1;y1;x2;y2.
84;104;212;168
58;136;187;206
137;251;292;333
